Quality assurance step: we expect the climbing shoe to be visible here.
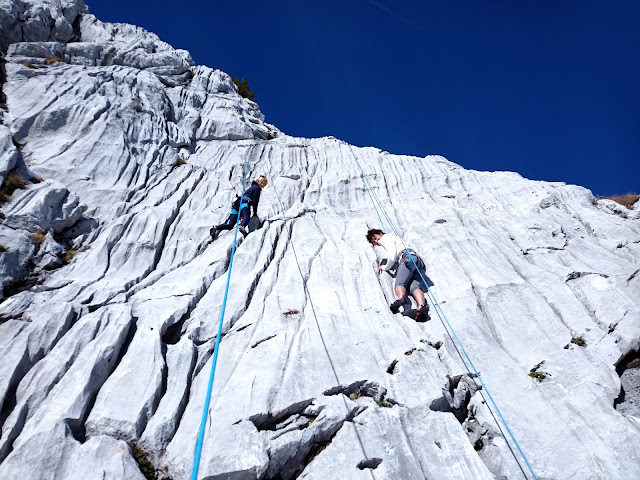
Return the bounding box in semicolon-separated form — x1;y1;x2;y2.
389;297;406;314
415;304;429;323
239;226;248;236
402;309;417;318
209;227;219;241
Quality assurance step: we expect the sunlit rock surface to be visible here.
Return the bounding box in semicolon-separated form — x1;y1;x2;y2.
1;1;639;479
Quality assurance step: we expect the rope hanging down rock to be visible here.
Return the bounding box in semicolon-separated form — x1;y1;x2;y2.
344;141;538;480
190;145;254;480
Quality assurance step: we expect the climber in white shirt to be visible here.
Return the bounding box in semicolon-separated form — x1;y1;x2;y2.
366;228;429;322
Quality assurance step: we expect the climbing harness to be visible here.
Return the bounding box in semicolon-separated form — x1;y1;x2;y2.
231;203;249;215
345;142;538;480
190;145;254;480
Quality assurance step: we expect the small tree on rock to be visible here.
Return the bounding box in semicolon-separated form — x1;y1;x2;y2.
232;77;255;101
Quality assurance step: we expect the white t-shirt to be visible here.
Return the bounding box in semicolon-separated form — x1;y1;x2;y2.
377;233;407;271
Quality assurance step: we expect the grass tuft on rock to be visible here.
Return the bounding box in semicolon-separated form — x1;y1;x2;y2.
571;336;586;347
0;244;7;253
21;61;38;69
606;193;640;209
44;55;62;65
375;398;393;408
1;173;28;202
32;230;46;252
529;371;546;382
529;360;548;382
129;444;157;480
63;248;77;264
176;156;187;166
29;176;43;184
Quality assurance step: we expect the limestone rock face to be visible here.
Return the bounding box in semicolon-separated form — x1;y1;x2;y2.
1;1;639;480
0;0;87;52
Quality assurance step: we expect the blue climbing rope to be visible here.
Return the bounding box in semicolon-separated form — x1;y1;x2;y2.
190;146;254;480
345;141;538;480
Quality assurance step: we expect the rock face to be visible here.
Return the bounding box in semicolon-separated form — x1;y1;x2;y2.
1;1;640;479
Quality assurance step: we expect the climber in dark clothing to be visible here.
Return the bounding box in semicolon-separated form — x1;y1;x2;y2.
210;175;268;240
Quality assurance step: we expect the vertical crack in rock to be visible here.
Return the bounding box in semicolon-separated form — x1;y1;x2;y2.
121;170;206;299
126;150;178;208
138;337;196;473
0;307;102;461
231;222;285;328
72;316;138;443
160;235;244;348
0;382;18;436
614;349;640;416
170;220;286;356
386;359;398;375
0;305;78;433
70;214;137;304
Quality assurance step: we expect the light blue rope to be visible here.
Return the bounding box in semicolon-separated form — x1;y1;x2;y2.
190;146;253;480
346;142;538;480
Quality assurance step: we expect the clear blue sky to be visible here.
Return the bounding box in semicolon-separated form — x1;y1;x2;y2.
89;0;639;197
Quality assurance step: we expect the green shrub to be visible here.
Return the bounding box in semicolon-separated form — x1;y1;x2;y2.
232;77;255;101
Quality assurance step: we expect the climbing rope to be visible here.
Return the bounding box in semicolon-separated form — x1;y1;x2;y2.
345;142;538;480
190;145;254;480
